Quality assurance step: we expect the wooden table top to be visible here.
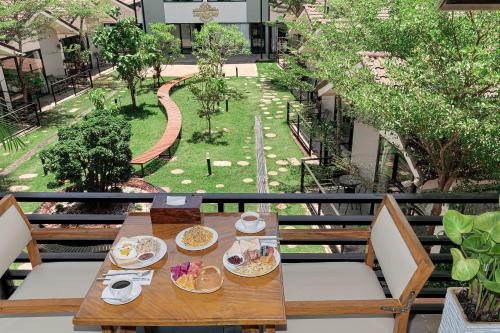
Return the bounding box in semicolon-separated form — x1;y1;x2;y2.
73;213;286;327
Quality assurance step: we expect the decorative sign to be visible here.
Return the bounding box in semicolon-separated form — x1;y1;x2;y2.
193;3;219;23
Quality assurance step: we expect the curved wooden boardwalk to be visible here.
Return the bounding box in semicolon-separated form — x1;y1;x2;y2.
131;74;193;176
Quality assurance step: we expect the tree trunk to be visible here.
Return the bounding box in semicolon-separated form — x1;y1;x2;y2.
17;42;28;104
208;117;212;139
129;81;137;110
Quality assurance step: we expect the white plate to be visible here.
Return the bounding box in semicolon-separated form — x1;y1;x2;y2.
175;226;218;251
101;283;142;305
235;219;266;234
110;236;167;269
223;249;281;278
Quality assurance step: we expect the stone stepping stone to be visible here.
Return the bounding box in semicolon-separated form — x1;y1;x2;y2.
263;126;271;130
9;185;30;191
242;146;249;149
267;154;277;158
269;181;280;187
196;189;206;193
276;111;283;114
276;160;289;166
275;101;283;105
278;167;289;173
272;98;280;101
275;115;283;119
259;104;266;107
68;108;79;113
181;179;192;185
213;161;232;167
268;171;278;176
277;105;286;109
265;133;276;138
245;156;252;160
216;184;225;189
237;161;249;166
19;173;38;180
263;112;270;115
276;203;288;210
264;146;272;151
2;152;10;156
282;95;291;99
246;137;252;140
243;178;254;183
161;187;172;193
171;169;185;175
266;117;273;120
289;158;301;166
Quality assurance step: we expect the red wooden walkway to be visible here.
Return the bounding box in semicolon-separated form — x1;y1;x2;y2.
131;74;194;175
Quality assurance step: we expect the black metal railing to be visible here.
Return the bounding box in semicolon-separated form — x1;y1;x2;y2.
49;69;93;105
0;100;41;133
0;191;498;313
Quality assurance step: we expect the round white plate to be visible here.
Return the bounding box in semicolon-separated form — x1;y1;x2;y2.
175;226;218;251
110;236;167;269
101;283;142;305
235;219;266;234
223;249;280;278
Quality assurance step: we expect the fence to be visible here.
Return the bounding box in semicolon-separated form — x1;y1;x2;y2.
49;69;93;105
1;191;497;313
0;100;41;134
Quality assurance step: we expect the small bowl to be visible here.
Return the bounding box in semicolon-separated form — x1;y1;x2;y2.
137;252;155;262
226;254;245;267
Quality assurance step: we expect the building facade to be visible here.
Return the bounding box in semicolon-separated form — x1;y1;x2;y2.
141;0;272;56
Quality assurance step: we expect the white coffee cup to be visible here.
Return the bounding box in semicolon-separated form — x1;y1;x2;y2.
109;276;134;301
240;212;261;230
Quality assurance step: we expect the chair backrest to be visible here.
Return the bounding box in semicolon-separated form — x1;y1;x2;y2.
0;195;33;277
370;195;434;301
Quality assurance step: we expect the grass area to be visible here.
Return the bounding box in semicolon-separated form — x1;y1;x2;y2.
0;72;168;212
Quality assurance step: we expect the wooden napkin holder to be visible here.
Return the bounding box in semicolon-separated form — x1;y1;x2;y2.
150;195;202;224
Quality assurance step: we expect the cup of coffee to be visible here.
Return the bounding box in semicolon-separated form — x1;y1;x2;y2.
109;276;133;301
240;212;261;230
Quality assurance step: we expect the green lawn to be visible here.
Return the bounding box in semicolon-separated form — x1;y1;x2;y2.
2;64;312;219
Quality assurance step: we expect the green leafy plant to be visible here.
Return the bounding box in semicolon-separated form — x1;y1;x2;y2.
443;209;500;321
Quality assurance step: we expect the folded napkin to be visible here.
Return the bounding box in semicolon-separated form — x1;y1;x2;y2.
167;196;186;206
102;270;154;286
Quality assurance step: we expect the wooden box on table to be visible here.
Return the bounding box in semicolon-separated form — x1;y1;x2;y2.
150;195;202;224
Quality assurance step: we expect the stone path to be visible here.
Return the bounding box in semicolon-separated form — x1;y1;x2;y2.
254;115;270;213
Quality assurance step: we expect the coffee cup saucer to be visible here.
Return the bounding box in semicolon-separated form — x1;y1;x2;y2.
235;219;266;234
101;283;142;305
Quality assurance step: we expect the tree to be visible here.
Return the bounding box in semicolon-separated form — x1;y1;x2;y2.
293;0;500;214
0;0;59;102
93;18;151;110
143;23;181;87
270;53;315;98
40;90;133;192
192;21;249;78
57;0;113;71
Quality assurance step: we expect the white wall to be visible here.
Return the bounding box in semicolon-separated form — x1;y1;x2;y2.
38;29;65;77
164;2;247;23
350;122;380;182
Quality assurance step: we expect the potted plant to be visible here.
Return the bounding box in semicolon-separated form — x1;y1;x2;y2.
438;209;500;332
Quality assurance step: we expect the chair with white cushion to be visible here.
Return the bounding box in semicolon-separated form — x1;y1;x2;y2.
281;194;434;333
0;194;103;333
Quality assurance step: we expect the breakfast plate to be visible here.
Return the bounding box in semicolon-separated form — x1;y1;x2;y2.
223;238;280;278
110;236;167;269
235;219;266;234
175;226;218;251
170;261;223;294
101;283;142;305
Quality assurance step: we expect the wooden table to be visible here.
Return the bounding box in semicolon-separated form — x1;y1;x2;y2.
73;213;286;332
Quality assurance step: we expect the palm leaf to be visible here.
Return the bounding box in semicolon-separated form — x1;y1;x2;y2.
0;119;24;151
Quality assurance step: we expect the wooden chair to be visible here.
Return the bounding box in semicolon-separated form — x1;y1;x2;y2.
280;194;434;333
0;194;109;332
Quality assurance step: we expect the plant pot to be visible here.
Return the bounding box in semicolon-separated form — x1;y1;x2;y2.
438;288;500;333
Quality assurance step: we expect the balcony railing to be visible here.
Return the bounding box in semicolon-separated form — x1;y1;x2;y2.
1;191;498;314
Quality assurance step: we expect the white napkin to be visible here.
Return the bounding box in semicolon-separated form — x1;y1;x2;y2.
102;270;154;286
167;196;186;206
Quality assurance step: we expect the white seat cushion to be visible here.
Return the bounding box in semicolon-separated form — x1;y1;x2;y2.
0;314;98;333
282;262;394;333
10;262;102;300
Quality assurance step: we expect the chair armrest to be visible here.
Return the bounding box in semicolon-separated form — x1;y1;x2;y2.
0;298;82;314
280;228;370;242
285;299;403;316
31;228;118;241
